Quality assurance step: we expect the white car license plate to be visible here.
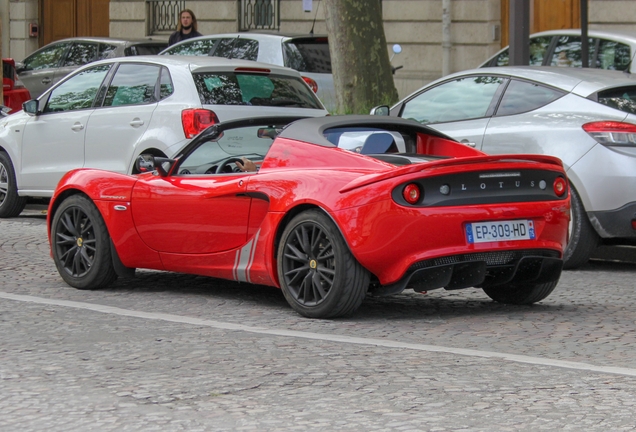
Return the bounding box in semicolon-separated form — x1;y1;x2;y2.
466;220;535;244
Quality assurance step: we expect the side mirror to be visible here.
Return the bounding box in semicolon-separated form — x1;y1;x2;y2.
23;100;40;115
135;154;175;177
15;62;29;74
370;105;390;116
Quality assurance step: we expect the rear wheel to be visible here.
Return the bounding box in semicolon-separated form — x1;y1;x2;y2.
51;194;117;289
277;210;369;318
0;152;27;218
482;280;559;305
563;186;599;269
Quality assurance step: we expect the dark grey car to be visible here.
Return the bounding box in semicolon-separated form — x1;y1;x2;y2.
16;37;168;98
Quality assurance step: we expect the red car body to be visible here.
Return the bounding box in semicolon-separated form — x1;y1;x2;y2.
48;115;570;318
2;58;30;113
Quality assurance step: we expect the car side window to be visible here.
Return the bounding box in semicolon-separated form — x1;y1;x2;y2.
23;42;70;70
230;39;259;61
126;44;166;56
44;64;111;113
103;63;161;107
492;36;552;67
400;76;504;124
211;38;239;58
98;44;119;60
597;86;636;115
495;79;565;116
159;67;174;100
210;38;258;60
62;42;99;67
164;39;216;55
596;39;631;71
550;36;595;67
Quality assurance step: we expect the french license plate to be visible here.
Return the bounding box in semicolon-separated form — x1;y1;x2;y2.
466;220;535;244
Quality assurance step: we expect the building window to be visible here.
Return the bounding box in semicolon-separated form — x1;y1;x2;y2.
147;0;186;34
239;0;279;31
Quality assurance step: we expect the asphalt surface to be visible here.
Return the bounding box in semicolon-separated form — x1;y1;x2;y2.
2;204;636;431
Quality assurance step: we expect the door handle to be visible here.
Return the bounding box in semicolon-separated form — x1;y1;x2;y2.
461;140;476;148
41;78;51;84
71;123;84;131
130;118;144;127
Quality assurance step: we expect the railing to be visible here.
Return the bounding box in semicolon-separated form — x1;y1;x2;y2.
239;0;280;31
147;0;186;34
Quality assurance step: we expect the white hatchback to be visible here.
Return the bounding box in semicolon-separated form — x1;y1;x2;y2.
0;55;328;217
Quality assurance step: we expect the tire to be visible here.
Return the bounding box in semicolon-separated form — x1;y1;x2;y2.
0;151;27;218
277;210;370;318
51;194;118;289
563;185;599;269
482;280;559;305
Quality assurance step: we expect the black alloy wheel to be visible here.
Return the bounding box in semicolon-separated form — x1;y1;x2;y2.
278;210;369;318
51;195;117;289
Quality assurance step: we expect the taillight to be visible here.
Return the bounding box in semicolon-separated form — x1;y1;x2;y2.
582;121;636;146
553;177;567;197
181;109;219;139
302;76;318;93
402;183;421;204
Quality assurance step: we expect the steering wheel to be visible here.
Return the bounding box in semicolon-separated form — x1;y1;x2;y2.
215;157;245;174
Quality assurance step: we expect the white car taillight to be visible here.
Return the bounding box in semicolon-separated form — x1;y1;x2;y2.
181;109;219;139
583;121;636;146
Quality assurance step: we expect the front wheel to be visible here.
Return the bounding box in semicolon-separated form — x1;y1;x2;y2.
0;152;27;218
482;280;559;305
51;194;118;289
277;210;370;318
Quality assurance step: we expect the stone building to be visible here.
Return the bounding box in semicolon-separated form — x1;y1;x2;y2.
2;0;635;98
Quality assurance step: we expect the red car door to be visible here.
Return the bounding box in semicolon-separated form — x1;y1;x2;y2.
131;174;251;254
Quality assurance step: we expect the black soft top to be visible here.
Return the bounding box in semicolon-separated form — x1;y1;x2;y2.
279;115;457;148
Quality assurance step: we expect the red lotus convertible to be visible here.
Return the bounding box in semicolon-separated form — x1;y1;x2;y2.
47;115;570;318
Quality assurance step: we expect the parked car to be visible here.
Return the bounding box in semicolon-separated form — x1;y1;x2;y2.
47;115;569;318
371;66;636;269
16;37;168;98
2;58;31;113
0;55;328;218
160;33;336;111
480;29;636;72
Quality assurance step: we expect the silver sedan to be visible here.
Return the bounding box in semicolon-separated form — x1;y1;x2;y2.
372;66;636;269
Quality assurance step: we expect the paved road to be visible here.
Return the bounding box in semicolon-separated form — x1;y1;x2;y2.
2;206;636;431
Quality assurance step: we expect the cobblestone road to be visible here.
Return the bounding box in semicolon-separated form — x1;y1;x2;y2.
2;207;636;431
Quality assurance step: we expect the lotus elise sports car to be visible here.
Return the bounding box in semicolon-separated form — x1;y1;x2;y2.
48;115;570;318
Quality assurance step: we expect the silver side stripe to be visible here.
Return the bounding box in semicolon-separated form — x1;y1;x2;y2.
234;229;261;282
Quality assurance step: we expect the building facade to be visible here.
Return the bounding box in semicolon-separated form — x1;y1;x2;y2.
3;0;636;98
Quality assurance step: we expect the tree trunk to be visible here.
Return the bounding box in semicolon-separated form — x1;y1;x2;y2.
324;0;398;114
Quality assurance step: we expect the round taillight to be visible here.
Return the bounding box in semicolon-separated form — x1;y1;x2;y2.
402;183;421;204
553;177;567;197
